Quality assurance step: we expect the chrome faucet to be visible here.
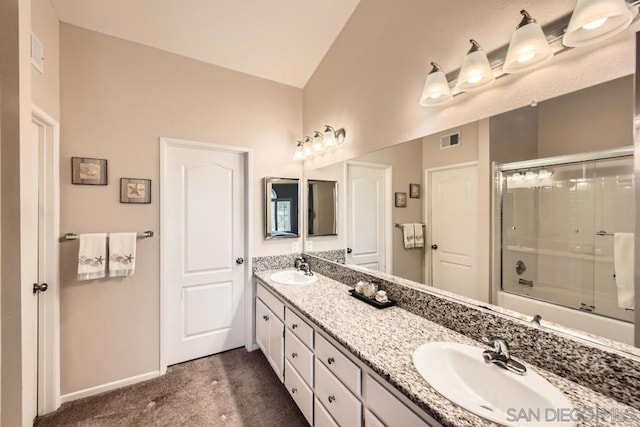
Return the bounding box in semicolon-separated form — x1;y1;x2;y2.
482;336;527;376
297;261;313;276
294;255;305;269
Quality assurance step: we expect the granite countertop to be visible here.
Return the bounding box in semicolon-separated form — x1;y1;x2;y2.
254;269;640;427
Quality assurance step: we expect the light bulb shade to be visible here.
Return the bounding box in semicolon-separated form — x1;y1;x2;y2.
420;65;453;106
323;125;337;147
455;42;495;92
335;128;346;145
293;144;304;160
313;132;324;151
303;141;313;156
503;22;553;73
563;0;635;47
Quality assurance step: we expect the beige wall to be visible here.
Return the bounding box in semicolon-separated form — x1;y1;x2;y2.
356;139;424;283
31;0;59;120
303;0;637;171
490;106;538;164
1;0;34;424
538;75;634;158
422;122;479;169
59;24;302;395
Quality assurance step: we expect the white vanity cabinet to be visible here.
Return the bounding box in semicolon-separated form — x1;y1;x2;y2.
256;287;285;382
255;281;436;427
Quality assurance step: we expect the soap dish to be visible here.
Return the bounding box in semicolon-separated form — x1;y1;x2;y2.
348;289;397;309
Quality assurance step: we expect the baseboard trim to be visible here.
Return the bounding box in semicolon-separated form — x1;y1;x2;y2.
60;371;161;404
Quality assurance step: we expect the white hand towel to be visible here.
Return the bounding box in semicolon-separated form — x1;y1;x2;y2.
413;223;424;248
109;232;137;277
402;224;415;249
77;233;107;280
614;232;634;310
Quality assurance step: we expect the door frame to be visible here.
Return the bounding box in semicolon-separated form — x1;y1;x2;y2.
159;137;253;374
345;161;393;274
424;161;478;286
32;104;61;414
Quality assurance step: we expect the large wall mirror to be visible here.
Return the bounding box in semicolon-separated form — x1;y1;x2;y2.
303;72;638;353
264;177;300;239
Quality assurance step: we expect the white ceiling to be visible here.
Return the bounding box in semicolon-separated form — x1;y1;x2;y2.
50;0;361;88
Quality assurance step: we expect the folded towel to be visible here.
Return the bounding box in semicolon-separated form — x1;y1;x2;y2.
78;233;107;280
614;232;634;310
402;224;415;249
109;232;137;277
414;223;424;248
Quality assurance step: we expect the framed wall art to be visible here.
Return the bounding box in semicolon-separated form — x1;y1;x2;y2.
410;183;421;199
120;178;151;204
72;157;108;185
395;192;407;208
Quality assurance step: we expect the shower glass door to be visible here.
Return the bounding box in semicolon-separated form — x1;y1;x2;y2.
500;155;633;322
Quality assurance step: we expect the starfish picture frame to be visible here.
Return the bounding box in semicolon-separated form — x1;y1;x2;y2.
120;178;151;204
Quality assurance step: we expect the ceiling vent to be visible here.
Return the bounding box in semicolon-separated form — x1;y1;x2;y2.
31;33;44;74
440;132;461;149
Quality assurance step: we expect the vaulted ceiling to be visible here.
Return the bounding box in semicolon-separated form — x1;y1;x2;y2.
51;0;362;88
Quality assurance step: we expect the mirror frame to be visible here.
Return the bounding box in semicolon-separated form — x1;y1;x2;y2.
307;179;339;237
264;177;301;240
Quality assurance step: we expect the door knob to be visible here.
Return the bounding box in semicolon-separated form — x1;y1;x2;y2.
33;283;48;294
346;248;353;254
236;257;244;265
431;244;438;250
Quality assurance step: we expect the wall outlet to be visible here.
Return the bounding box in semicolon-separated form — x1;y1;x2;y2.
292;242;299;253
306;241;313;251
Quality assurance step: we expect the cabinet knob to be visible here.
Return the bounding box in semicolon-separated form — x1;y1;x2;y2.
33;283;48;294
291;387;297;394
327;357;335;365
236;257;244;265
328;395;336;403
292;324;298;329
263;315;269;321
431;244;438;250
291;352;298;358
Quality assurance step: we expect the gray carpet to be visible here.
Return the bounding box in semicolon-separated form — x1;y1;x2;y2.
35;348;309;426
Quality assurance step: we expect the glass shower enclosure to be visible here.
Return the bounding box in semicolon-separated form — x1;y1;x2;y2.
496;147;634;323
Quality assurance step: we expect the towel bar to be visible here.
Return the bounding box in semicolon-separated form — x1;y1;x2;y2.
394;223;425;228
63;231;154;241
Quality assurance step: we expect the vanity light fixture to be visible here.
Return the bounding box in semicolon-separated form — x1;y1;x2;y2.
503;10;554;73
293;141;305;160
538;169;554;179
455;40;495;92
563;0;637;47
313;131;324;152
420;62;453;106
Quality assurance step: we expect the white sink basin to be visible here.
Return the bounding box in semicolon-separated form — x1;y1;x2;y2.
413;342;575;427
270;270;318;286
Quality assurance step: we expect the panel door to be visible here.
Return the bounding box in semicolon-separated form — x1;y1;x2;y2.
430;165;478;299
347;164;387;271
164;143;246;365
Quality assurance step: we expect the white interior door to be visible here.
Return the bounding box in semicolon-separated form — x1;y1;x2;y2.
429;164;478;299
163;142;246;366
347;163;388;271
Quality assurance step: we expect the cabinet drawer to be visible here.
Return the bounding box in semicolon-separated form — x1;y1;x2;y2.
285;307;314;349
315;358;361;427
285;329;313;386
315;398;339;427
315;334;361;395
257;283;284;320
284;360;313;425
364;409;385;427
364;374;428;427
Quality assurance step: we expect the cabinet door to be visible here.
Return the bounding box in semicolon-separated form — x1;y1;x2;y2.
256;299;270;355
269;314;284;382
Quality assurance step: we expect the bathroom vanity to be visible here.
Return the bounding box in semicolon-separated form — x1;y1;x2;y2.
254;269;640;427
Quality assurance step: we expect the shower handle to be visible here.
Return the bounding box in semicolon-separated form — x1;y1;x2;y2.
516;260;526;275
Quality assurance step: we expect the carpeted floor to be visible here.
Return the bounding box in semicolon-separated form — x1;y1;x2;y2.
35;348;308;426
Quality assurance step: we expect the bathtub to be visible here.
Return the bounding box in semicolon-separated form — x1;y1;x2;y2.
498;291;634;345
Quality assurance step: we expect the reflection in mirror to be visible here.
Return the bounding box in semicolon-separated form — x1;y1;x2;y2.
307;180;338;236
304;75;637;350
264;177;300;239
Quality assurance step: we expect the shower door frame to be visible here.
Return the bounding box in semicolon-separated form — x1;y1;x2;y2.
492;146;634;309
